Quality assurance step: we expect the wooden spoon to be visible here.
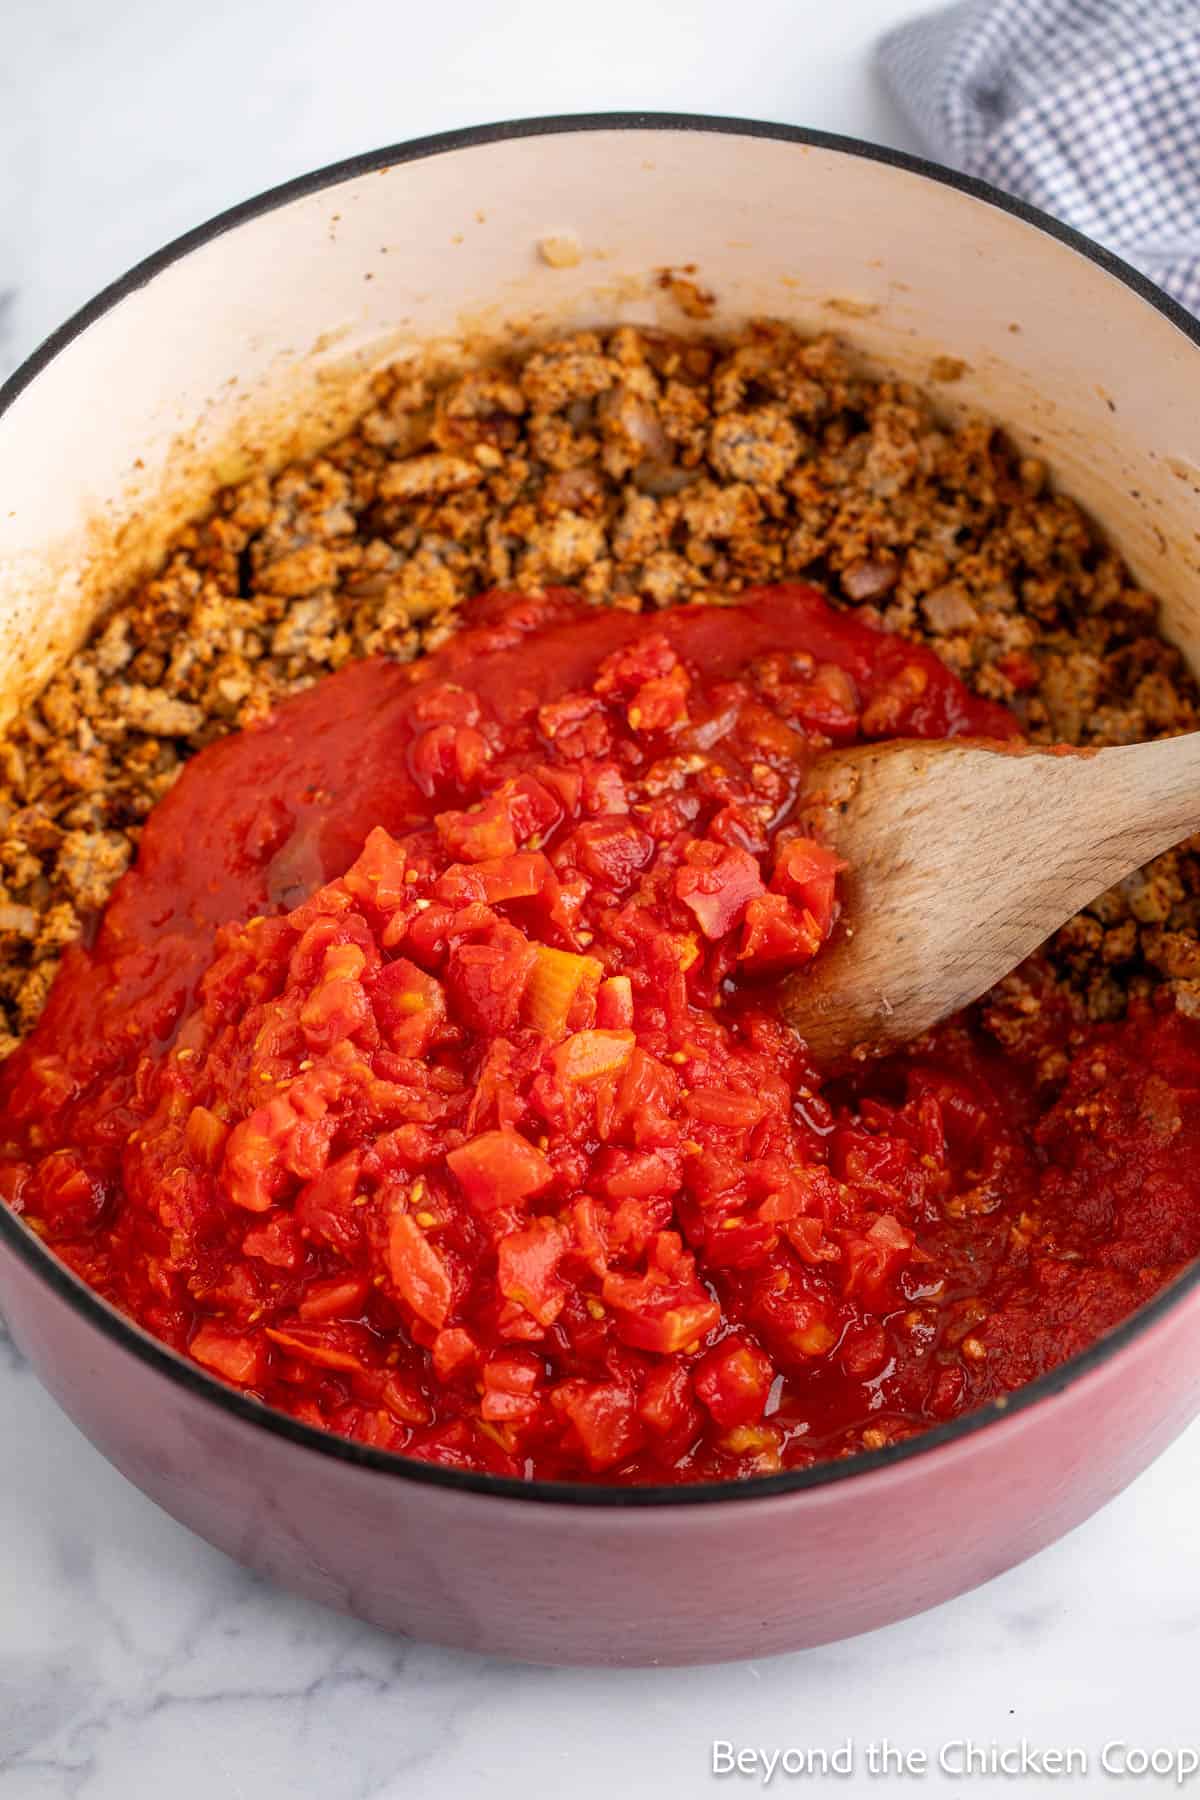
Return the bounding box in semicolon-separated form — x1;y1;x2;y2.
780;733;1200;1065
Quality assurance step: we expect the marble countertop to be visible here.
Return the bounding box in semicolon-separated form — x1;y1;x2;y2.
4;2;1200;1795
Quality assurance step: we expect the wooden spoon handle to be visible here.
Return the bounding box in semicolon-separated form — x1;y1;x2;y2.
1067;731;1200;864
781;731;1200;1064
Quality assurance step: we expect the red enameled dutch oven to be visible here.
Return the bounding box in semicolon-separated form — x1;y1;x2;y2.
3;115;1200;1667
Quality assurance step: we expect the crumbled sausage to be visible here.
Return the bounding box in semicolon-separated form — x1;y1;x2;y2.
56;829;132;911
108;685;206;738
375;453;483;503
258;543;339;597
709;408;802;484
920;583;979;634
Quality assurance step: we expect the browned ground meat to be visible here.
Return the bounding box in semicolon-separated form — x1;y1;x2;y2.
2;318;1198;1061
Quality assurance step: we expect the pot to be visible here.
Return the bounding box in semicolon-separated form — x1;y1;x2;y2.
3;114;1200;1667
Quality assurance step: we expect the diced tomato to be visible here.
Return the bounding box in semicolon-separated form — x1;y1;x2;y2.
412;682;483;727
553;1029;636;1085
734;700;809;763
751;1284;838;1361
685;1088;764;1128
562;818;655;888
445;919;538;1033
381;1373;433;1425
432;1326;479;1381
638;1360;701;1449
628;663;691;732
785;664;860;741
299;965;374;1051
675;841;766;939
581;763;629;816
344;825;410;911
738;892;824;970
928;1363;968;1420
372;957;448;1056
294;1150;364;1258
595;632;678;695
554;1378;644;1471
497;1219;568;1326
781;1215;841;1266
757;1165;841;1223
602;1268;721;1354
224;1057;349;1212
538;692;611;757
840;1321;890;1378
649;1228;687;1273
436;792;519;862
481;1350;543;1422
505;774;563;843
399;899;456;968
831;1124;915;1192
612;1047;679;1147
570;1195;610;1277
595;975;635;1030
289;917;372;991
595;1146;682;1201
264;1323;374;1374
703;1217;779;1269
190;1323;265;1387
447;1129;554;1211
297;1273;371;1323
406;697;487;782
464;1039;524;1136
694;1337;775;1428
242;1212;303;1270
771;837;846;937
435;852;553;907
387;1208;455;1327
840;1214;916;1307
535;762;585;815
222;1113;289;1214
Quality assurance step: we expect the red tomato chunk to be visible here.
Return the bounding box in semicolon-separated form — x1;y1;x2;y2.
5;584;1200;1485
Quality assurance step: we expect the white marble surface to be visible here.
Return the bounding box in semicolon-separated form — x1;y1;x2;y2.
4;3;1200;1796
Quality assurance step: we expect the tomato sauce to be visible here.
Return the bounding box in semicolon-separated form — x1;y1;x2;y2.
4;583;1200;1483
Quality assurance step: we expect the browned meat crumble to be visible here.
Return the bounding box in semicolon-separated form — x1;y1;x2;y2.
2;319;1198;1063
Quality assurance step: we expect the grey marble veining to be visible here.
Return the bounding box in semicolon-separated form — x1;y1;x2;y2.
3;2;1199;1794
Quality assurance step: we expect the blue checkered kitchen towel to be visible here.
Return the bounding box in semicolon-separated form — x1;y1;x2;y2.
877;0;1200;312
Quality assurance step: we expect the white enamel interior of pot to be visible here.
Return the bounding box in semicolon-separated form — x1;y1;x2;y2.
3;125;1200;729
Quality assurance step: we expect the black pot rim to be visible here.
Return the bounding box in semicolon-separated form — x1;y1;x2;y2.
4;110;1200;1510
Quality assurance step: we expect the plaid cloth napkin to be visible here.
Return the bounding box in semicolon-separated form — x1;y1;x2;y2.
877;0;1200;312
